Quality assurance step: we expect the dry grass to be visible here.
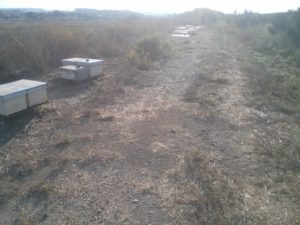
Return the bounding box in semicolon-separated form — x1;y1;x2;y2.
1;18;299;225
183;71;225;104
187;153;244;225
163;148;300;225
126;33;173;70
238;46;300;210
0;19;173;81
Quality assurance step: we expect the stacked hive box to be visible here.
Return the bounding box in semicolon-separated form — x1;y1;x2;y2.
0;79;48;116
60;58;104;81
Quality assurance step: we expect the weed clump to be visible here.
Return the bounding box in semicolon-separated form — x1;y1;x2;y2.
126;34;173;70
185;150;247;225
167;147;299;225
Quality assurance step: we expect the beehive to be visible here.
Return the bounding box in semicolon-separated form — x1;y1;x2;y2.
61;58;104;80
0;79;47;116
60;65;89;81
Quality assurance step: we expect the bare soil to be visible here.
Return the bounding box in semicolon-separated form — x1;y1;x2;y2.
0;29;299;225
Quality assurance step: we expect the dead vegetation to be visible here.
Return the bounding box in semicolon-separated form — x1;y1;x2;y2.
126;34;173;70
0;16;299;225
164;146;300;225
238;47;300;217
163;150;247;225
183;71;226;106
0;19;173;81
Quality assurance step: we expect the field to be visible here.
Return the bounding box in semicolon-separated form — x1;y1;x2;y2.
0;12;300;225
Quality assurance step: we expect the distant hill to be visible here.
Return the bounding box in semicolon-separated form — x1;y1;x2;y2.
0;8;47;13
180;8;224;16
0;8;143;21
74;8;144;19
172;8;225;25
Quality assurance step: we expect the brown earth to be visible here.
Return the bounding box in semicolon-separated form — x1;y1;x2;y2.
0;29;299;225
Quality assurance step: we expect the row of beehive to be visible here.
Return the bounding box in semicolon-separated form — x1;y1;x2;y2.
0;57;104;116
171;25;205;37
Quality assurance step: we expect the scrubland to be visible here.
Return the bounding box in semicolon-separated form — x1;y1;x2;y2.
0;9;299;225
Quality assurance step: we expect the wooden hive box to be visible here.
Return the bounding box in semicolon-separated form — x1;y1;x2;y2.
61;58;104;79
60;65;89;81
0;79;48;116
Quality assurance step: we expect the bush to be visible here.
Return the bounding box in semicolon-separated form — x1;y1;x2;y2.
126;49;152;70
126;34;173;70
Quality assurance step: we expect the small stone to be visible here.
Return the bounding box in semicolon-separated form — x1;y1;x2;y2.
133;199;139;203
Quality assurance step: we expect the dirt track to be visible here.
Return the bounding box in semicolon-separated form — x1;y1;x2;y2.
1;29;299;225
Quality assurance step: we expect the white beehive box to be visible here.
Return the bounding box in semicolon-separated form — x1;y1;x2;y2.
61;58;104;79
0;79;48;116
60;65;89;81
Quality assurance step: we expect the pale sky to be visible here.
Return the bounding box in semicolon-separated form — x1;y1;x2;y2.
0;0;299;14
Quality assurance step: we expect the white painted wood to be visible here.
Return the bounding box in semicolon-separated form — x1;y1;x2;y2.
60;65;89;80
0;94;27;116
61;58;104;80
62;58;103;67
0;79;48;116
61;70;76;80
27;87;48;107
90;64;103;77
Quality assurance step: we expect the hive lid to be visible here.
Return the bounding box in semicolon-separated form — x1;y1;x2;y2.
62;57;104;66
0;79;47;97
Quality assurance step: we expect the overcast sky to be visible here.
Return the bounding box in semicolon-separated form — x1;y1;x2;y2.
0;0;299;14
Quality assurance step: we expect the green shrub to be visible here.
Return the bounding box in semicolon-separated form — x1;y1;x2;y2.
126;49;152;70
136;34;171;61
126;34;173;70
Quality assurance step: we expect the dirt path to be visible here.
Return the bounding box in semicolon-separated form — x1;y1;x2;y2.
1;29;299;225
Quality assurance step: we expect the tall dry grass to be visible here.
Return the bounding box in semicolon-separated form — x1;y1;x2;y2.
0;18;173;81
